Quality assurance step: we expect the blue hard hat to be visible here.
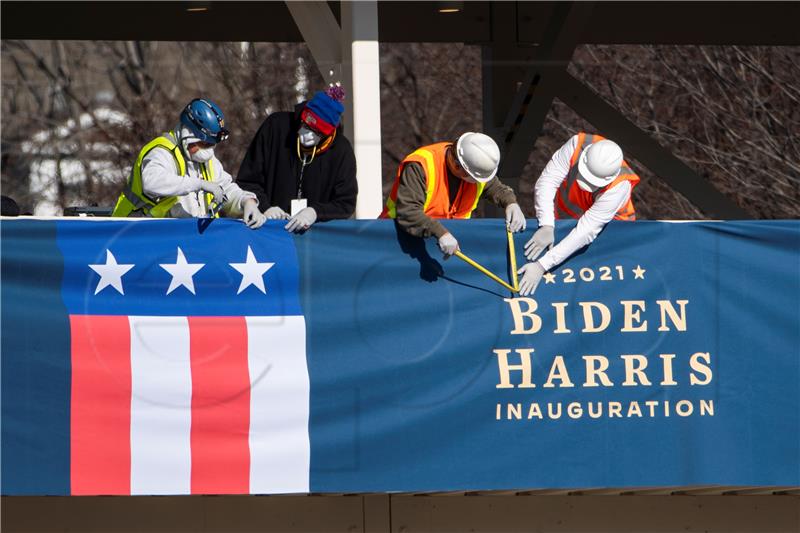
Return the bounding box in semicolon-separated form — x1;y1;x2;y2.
179;98;229;144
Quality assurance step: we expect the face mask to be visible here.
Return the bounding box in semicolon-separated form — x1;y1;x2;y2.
190;146;214;163
298;126;321;148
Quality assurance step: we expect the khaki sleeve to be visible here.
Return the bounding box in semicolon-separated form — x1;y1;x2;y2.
481;176;518;209
395;162;449;239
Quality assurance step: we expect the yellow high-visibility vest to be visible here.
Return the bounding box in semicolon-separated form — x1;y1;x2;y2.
112;133;216;218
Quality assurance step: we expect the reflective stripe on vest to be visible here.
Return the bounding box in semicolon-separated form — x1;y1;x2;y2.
382;142;485;219
555;132;639;221
112;133;216;218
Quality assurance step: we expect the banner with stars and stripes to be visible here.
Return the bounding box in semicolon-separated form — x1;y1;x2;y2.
2;218;799;495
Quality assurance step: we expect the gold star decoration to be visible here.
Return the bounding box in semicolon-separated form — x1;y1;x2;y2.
632;265;646;279
543;272;557;284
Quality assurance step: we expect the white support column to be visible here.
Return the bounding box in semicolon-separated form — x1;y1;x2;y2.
341;1;383;219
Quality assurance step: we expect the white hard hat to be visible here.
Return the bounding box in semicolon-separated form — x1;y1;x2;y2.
456;132;500;183
577;139;623;188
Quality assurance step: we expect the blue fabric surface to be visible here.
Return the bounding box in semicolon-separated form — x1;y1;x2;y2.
1;218;798;494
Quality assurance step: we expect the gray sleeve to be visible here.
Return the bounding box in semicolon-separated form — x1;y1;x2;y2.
394;162;449;239
481;176;518;209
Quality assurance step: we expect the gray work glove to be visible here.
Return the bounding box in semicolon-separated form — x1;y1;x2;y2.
285;206;317;233
242;199;266;229
505;203;527;233
264;206;290;220
524;225;555;261
517;261;546;296
198;180;226;206
437;232;459;259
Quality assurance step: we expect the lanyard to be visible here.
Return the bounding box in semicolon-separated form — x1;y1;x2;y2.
296;138;317;200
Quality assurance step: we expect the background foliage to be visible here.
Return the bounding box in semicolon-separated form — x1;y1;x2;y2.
2;40;797;218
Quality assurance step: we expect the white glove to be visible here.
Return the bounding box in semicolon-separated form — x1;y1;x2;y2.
517;261;546;296
505;203;527;233
198;180;226;206
437;232;459;259
242;199;265;229
264;206;290;220
524;225;555;261
285;206;317;233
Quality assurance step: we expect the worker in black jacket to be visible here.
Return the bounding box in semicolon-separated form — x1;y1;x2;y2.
236;85;357;233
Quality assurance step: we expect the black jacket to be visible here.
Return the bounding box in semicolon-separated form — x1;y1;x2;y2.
236;103;357;221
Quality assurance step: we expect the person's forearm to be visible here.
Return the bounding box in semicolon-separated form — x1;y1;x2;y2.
308;168;357;221
213;163;256;214
141;160;204;198
225;188;257;216
142;175;204;197
535;136;576;227
537;220;599;271
534;179;558;228
396;205;448;239
308;196;356;221
483;178;517;209
537;182;631;271
235;171;267;207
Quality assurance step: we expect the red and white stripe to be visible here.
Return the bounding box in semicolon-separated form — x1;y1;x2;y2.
69;314;309;495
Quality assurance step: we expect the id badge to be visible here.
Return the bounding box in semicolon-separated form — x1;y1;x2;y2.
291;198;307;217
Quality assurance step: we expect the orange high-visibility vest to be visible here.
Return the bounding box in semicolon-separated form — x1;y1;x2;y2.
556;132;639;221
381;142;485;219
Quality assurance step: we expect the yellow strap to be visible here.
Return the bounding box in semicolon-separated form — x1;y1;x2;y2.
463;181;486;219
384;197;397;219
455;250;517;293
385;150;436;218
138;135;186;179
507;230;519;291
199;161;220;218
129;135;186;198
296;136;318;164
116;134;187;217
414;149;437;212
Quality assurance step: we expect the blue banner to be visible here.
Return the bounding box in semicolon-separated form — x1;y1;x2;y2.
2;218;799;495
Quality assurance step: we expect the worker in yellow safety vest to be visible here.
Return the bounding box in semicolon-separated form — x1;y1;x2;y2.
112;98;264;228
381;132;526;258
517;133;641;295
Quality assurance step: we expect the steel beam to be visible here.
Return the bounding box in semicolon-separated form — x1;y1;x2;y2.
480;3;534;217
285;1;342;84
481;2;532;140
497;2;595;182
557;72;749;219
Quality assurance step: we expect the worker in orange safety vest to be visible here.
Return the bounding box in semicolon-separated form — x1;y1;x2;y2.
381;132;526;258
518;132;641;295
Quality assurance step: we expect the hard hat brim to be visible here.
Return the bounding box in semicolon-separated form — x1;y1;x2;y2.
464;169;496;183
577;146;619;188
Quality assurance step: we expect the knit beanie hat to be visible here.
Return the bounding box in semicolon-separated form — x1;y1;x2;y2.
301;84;345;136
